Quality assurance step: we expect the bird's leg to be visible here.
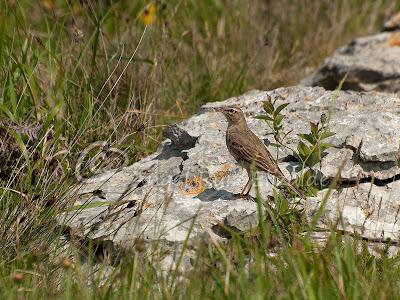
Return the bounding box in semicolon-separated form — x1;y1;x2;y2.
240;168;253;198
240;178;251;196
244;177;253;196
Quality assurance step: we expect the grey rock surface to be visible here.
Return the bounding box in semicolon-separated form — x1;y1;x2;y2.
301;32;400;93
60;86;400;261
306;181;400;241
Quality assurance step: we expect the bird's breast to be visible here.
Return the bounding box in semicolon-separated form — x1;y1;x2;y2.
225;127;243;161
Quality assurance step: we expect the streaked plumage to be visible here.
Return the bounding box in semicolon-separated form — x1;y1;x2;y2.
226;125;286;180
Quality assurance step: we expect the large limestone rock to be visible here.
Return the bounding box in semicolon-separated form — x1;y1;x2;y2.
60;86;400;262
301;32;400;92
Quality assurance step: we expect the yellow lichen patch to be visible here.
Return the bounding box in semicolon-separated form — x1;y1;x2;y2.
143;202;154;209
213;163;233;182
179;176;205;196
139;3;156;26
386;32;400;47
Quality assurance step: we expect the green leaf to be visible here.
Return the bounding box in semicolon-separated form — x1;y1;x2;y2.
274;103;289;116
263;101;274;114
269;142;281;148
0;103;14;120
297;133;315;145
320;131;336;140
297;142;310;157
320;143;333;152
306;153;320;167
255;115;273;122
274;114;284;126
6;73;17;117
41;101;62;134
279;197;288;213
305;186;319;197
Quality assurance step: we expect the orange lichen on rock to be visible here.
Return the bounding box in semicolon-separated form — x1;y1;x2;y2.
213;163;233;182
143;202;154;209
386;32;400;47
179;176;205;196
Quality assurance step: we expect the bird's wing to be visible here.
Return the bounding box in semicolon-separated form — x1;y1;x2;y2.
227;127;285;179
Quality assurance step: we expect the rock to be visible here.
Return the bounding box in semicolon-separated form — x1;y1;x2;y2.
60;86;400;263
225;209;259;233
301;32;400;92
304;231;399;257
163;124;198;149
305;180;400;241
383;12;400;32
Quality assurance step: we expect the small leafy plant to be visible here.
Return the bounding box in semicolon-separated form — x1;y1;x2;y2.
255;95;290;147
257;95;336;195
296;113;335;169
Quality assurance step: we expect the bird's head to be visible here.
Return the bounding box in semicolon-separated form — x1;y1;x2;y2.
214;105;247;126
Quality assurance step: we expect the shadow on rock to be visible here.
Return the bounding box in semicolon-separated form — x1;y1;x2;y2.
197;188;236;201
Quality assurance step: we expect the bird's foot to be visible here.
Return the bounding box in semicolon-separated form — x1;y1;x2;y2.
233;193;254;201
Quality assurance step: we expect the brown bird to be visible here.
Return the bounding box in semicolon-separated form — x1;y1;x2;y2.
215;105;305;199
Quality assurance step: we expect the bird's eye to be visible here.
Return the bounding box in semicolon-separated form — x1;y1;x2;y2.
229;108;235;113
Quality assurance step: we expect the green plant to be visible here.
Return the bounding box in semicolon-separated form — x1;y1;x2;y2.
257;96;335;196
297;113;335;169
256;95;289;145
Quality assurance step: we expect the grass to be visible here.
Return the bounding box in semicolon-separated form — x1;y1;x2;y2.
1;0;400;298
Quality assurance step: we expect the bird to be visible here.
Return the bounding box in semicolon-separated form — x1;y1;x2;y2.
215;105;305;199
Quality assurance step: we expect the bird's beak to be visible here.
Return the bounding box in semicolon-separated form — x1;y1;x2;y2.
214;107;224;113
